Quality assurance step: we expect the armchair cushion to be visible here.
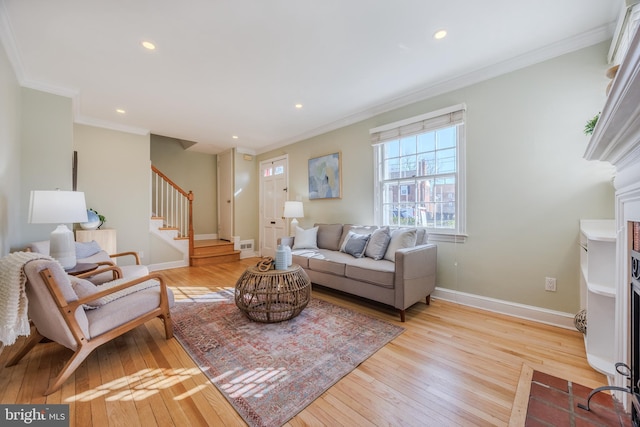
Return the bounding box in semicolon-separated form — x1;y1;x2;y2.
70;276;164;308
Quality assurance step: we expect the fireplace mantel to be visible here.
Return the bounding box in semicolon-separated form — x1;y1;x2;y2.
583;26;640;410
584;26;640;190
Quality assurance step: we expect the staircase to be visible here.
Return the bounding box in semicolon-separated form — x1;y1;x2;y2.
151;165;240;266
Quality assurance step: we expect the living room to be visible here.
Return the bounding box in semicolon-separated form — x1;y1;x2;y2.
1;1;636;425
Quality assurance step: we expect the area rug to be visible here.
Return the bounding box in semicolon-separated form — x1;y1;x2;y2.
171;289;405;427
510;364;630;426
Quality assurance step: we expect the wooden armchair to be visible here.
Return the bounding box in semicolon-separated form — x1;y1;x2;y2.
5;259;174;395
29;240;149;285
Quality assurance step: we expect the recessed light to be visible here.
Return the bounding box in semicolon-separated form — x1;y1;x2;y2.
295;104;303;109
141;41;156;50
116;109;126;114
433;30;447;40
232;135;239;139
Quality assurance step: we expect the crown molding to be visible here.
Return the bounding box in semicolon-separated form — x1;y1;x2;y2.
75;115;150;136
260;23;616;154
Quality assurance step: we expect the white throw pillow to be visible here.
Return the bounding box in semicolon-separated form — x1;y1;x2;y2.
292;226;319;250
383;228;417;261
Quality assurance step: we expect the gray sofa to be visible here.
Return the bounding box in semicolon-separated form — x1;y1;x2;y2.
281;223;437;322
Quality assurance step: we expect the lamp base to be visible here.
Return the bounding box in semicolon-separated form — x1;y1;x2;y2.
50;224;76;269
290;218;299;232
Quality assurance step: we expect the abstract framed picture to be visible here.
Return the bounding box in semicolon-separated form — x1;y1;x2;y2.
308;152;341;199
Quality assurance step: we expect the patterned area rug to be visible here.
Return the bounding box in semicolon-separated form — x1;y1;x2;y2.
171;290;404;427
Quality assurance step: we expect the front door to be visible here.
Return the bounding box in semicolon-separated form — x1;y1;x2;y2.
260;156;288;257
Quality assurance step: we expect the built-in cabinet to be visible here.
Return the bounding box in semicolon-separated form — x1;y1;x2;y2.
75;228;117;255
579;219;616;377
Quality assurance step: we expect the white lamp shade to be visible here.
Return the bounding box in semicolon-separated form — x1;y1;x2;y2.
29;190;88;224
283;201;304;219
28;190;88;269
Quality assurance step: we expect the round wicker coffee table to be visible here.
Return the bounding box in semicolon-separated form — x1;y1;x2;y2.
235;264;311;323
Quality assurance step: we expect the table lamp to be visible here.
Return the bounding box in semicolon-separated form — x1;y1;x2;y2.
283;201;304;229
28;190;88;269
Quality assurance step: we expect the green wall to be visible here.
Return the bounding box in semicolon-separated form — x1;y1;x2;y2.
0;39;21;255
74;124;151;261
150;134;217;236
259;42;616;313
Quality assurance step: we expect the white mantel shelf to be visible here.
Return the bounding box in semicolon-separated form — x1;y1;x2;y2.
585;25;640;190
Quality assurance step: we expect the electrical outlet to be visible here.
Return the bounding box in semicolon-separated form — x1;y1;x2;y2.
545;277;557;292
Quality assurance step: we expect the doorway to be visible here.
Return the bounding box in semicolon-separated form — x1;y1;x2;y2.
259;155;288;257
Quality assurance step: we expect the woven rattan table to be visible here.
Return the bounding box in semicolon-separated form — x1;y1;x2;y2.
235;264;311;323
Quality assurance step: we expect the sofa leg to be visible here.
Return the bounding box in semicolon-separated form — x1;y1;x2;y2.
426;295;431;305
399;309;406;322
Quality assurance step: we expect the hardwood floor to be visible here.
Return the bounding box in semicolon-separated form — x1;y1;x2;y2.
0;258;607;426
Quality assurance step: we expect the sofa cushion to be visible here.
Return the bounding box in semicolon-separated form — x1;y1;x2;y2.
384;228;417;261
308;257;346;276
365;226;391;260
292;226;319;250
315;224;344;251
345;258;396;288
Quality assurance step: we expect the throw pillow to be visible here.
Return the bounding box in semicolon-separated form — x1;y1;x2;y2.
75;240;102;258
69;276;102;308
365;226;391;260
315;223;344;251
292;226;319;250
342;233;370;258
383;228;417;262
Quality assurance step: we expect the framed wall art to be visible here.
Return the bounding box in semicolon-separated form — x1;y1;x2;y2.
308;152;341;200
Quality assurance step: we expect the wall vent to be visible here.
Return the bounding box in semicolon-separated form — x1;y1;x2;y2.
240;240;254;251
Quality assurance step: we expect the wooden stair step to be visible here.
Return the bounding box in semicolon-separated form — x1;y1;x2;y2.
190;251;241;266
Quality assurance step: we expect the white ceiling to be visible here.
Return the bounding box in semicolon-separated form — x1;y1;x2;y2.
0;0;621;154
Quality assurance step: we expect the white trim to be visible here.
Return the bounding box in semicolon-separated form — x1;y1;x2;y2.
148;260;189;271
75;115;150;136
258;24;614;154
432;287;577;330
369;103;466;135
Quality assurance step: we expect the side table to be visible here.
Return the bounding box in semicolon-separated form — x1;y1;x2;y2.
235;264;311;323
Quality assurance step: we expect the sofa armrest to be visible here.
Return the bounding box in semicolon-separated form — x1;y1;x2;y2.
394;244;437;310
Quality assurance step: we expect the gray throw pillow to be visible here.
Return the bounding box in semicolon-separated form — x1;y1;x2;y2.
383;228;417;262
75;240;102;258
343;233;370;258
365;226;391;260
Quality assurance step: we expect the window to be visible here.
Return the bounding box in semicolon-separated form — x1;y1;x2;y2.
371;104;466;241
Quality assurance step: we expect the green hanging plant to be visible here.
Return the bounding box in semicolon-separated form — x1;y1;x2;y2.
584;112;600;135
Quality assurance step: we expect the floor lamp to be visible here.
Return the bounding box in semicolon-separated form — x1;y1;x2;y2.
28;190;88;269
283;201;304;233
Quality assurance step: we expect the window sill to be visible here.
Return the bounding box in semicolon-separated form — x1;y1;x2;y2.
427;233;467;243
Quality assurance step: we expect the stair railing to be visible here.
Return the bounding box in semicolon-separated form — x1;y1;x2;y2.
151;165;194;263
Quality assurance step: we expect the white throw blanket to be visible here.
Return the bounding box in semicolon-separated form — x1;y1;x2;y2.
0;252;53;345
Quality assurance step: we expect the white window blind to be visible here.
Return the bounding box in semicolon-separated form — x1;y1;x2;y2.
370;104;466;145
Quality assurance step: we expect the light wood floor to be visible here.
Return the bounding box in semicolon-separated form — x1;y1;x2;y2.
0;258;607;426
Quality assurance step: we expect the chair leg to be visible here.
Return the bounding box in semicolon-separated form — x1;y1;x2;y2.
426;295;431;305
45;345;93;396
161;313;174;339
5;329;44;367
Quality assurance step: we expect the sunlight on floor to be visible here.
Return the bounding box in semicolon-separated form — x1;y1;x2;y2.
172;286;234;302
65;367;206;403
216;367;290;399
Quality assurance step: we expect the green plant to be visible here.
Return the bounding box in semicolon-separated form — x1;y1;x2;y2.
89;208;106;228
584;112;600;135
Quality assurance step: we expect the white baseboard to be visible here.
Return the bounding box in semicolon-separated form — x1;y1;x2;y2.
148;260;189;271
432;287;577;330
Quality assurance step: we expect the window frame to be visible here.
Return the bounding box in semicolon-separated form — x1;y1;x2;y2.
371;104;467;243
